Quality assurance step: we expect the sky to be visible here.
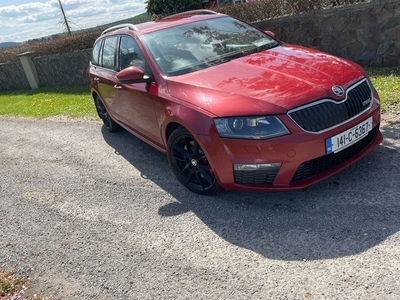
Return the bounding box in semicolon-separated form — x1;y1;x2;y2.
0;0;147;44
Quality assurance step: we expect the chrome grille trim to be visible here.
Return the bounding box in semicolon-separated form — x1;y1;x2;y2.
287;79;373;134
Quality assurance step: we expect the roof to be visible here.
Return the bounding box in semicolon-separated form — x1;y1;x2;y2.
101;10;226;38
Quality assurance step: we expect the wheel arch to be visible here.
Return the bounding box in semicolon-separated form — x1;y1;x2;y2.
166;125;222;195
91;90;99;101
162;103;217;144
165;122;183;143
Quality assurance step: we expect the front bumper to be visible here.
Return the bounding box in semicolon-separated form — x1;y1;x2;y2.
199;102;382;192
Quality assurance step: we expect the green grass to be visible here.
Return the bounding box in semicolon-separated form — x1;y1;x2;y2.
366;67;400;113
0;269;29;298
0;68;399;119
0;85;96;119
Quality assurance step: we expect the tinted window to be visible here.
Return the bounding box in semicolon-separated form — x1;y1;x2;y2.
102;37;118;70
119;36;146;71
91;40;102;65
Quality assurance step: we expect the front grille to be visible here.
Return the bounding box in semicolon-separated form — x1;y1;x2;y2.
291;125;379;183
234;168;279;185
288;79;372;132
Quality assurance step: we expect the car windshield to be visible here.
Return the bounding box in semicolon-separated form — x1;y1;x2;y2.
141;16;279;76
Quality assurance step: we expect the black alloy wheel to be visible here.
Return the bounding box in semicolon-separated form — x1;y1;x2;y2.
167;127;221;195
95;95;120;132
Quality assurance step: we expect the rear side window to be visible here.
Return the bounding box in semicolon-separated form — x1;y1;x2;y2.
102;37;118;70
91;41;102;65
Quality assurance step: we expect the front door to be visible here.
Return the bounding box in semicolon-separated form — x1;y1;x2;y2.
114;36;163;147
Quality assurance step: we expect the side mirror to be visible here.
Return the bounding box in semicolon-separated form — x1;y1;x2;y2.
265;31;275;37
117;66;150;84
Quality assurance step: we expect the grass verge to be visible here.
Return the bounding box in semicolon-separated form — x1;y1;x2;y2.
0;269;29;298
0;85;96;119
0;68;398;120
0;268;51;299
366;67;400;113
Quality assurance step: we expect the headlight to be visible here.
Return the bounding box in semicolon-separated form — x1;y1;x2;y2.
214;116;289;139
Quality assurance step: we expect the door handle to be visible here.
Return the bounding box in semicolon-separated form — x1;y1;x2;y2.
114;85;123;90
93;77;100;82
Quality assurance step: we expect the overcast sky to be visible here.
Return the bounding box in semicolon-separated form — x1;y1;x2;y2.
0;0;147;44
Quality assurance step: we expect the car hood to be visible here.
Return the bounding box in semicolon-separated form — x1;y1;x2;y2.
166;44;366;117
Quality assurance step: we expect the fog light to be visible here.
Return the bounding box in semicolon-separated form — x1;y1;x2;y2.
234;163;282;171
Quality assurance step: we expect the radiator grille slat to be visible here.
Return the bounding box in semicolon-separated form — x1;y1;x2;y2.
288;80;372;132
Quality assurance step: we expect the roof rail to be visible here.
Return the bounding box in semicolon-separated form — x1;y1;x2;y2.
102;23;138;35
163;9;218;20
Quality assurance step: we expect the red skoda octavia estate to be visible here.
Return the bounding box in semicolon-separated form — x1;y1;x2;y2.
87;10;383;194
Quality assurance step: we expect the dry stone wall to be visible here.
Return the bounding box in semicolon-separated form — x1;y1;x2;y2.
0;62;30;91
254;0;400;67
33;49;92;87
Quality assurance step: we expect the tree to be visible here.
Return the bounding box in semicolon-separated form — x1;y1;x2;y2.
146;0;204;18
58;0;72;36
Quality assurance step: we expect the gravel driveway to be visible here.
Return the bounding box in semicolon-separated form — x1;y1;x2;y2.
1;114;399;299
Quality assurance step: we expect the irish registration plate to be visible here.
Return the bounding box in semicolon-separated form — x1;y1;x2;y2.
326;117;372;154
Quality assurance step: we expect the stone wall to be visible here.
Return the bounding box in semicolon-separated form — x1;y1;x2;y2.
33;49;92;87
0;0;399;91
254;0;400;67
0;61;30;91
0;49;92;92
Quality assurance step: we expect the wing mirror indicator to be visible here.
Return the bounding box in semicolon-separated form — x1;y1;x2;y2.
265;30;275;37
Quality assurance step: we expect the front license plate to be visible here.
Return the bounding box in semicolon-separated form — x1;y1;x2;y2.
326;117;373;154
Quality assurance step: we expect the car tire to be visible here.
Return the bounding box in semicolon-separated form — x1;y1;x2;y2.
95;95;121;132
167;127;222;195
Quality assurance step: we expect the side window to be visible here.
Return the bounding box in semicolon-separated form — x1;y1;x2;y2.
119;36;146;71
91;40;102;65
102;37;118;70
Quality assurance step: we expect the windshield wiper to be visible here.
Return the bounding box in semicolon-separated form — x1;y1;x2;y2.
242;43;278;55
204;42;279;66
205;56;232;66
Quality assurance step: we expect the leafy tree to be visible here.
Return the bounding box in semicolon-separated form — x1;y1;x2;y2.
146;0;204;18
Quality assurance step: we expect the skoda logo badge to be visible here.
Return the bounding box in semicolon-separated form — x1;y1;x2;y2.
332;85;345;97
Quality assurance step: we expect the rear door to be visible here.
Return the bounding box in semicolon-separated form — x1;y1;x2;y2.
96;36;120;116
88;36;121;122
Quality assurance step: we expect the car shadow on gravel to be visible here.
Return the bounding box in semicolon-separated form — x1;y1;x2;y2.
102;123;400;261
